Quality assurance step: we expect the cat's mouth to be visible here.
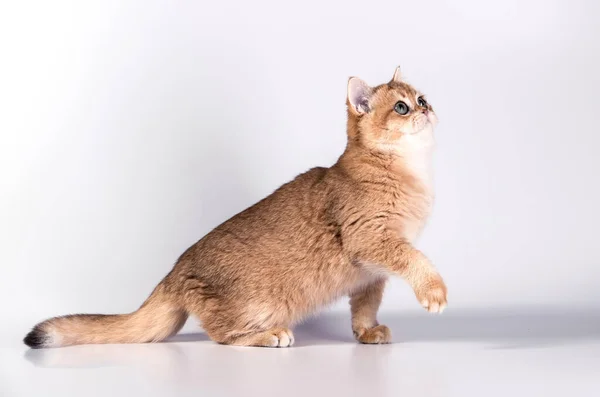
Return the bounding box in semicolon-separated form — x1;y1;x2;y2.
419;112;437;132
408;117;432;135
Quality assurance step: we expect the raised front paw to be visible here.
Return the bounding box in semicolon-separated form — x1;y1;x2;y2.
415;275;447;313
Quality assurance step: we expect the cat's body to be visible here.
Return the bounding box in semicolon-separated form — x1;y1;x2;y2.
24;67;447;348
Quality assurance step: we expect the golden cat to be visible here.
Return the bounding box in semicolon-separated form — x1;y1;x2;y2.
24;67;447;348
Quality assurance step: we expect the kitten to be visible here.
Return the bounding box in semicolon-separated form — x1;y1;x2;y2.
24;67;447;348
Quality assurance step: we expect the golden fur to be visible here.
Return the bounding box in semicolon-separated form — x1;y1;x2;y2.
24;67;447;348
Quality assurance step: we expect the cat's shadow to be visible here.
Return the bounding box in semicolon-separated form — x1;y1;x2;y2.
24;307;600;372
167;306;600;348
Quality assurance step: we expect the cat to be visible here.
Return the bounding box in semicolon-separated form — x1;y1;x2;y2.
24;66;447;348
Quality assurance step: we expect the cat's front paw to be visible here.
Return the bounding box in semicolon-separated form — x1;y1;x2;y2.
354;324;392;344
415;275;447;313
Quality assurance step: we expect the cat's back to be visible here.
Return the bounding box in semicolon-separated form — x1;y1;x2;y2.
241;165;332;221
193;166;339;256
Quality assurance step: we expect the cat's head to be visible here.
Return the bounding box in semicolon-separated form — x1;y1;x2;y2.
346;66;437;152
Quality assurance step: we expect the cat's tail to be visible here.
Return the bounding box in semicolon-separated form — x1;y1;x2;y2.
23;280;188;349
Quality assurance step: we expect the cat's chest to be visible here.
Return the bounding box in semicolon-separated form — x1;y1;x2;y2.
399;203;432;242
388;190;433;243
389;153;434;242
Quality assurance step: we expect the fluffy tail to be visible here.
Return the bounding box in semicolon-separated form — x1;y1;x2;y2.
23;282;188;349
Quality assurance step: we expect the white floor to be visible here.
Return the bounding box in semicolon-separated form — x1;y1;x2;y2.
3;308;599;397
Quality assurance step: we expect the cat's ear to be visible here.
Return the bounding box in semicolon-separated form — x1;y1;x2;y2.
347;77;373;115
391;66;402;83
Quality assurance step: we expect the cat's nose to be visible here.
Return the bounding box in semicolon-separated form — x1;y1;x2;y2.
421;109;429;115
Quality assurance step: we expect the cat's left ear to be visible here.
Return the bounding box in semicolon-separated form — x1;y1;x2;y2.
347;77;373;115
391;66;402;83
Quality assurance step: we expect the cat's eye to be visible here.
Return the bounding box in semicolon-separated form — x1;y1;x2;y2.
394;101;409;115
417;97;428;107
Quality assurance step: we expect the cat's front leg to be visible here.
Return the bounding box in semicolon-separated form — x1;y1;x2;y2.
347;233;448;313
388;243;447;313
349;278;392;344
402;255;447;313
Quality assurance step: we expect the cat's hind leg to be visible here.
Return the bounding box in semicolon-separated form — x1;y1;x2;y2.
223;328;295;347
185;293;296;347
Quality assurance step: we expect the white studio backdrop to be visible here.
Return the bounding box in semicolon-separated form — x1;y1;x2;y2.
1;0;599;343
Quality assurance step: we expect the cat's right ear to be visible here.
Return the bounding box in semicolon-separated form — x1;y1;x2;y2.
347;77;373;115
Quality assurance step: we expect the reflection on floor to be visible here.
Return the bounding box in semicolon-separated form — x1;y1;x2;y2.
5;307;600;397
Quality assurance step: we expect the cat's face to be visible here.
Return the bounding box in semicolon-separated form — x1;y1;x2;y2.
347;67;437;152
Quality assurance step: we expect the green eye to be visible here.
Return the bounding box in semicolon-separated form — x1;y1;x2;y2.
394;101;409;115
418;97;428;107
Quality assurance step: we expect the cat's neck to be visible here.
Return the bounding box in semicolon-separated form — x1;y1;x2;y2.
398;145;434;192
337;136;435;192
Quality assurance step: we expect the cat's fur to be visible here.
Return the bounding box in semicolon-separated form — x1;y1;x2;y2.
24;67;447;348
